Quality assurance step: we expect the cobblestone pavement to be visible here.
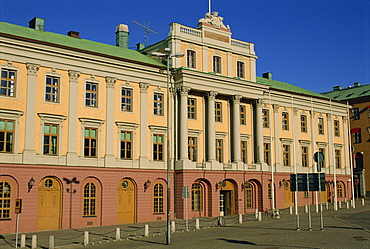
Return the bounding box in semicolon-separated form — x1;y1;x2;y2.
1;199;369;249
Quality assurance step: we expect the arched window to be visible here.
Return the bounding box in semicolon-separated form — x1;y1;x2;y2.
337;183;343;198
153;183;164;214
268;183;272;199
245;182;253;209
191;183;202;211
0;181;11;219
83;182;96;216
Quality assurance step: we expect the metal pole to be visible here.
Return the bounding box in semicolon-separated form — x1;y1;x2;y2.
15;213;19;248
318;171;324;230
307;174;312;231
166;54;171;245
292;96;300;231
347;101;355;209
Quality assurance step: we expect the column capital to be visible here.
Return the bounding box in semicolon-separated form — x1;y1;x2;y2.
293;107;299;116
139;82;149;93
327;113;332;119
178;86;191;96
273;104;280;113
68;70;81;81
206;91;218;101
26;63;40;76
231;95;242;104
256;98;264;108
105;77;117;88
342;116;348;121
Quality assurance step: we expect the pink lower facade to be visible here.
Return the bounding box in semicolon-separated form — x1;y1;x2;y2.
0;164;352;234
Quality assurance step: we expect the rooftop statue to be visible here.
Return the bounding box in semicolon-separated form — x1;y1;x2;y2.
198;12;230;30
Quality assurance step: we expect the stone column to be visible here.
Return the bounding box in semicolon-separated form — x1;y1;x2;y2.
22;63;40;164
139;82;149;166
202;46;208;72
273;104;281;166
292;108;299;167
206;91;218;161
104;77;117;166
255;99;263;163
231;95;242;162
342;116;350;174
310;110;317;171
66;70;81;166
179;86;191;161
327;114;334;170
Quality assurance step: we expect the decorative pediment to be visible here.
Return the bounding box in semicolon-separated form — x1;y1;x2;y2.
198;12;230;30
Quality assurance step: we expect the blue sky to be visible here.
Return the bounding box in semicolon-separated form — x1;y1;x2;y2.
1;0;369;93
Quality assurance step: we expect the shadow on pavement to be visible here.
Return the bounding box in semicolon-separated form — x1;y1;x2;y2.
217;238;256;245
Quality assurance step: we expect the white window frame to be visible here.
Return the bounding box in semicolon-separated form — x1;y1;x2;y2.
38;113;67;156
149;125;168;162
280;138;293;166
0;109;23;156
84;75;100;109
44;68;61;104
0;61;18;99
153;87;165;116
121;82;134;112
116;122;138;160
79;118;105;158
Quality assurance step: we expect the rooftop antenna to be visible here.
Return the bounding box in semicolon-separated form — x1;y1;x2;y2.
132;20;159;47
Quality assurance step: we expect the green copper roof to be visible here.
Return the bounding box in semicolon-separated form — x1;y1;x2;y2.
0;22;164;67
321;84;370;101
256;76;330;99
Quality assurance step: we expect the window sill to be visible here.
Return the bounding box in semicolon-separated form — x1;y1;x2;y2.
82;216;97;218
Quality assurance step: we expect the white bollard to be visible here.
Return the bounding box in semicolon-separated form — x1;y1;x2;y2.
362;198;365;205
171;221;175;233
346;201;349;209
48;235;54;249
238;214;243;224
84;231;89;246
20;234;26;248
339;201;342;209
144;224;149;237
195;218;200;230
289;206;293;215
304;205;308;213
31;235;37;249
255;209;258;220
326;202;329;210
258;212;262;221
115;228;120;241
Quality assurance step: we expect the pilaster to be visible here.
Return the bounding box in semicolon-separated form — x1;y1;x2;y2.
104;76;117;166
206;91;218;162
139;82;150;166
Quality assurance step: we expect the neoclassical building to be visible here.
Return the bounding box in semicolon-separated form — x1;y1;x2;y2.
0;13;351;234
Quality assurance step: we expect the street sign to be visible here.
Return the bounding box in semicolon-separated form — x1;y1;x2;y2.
313;152;325;172
15;199;22;214
182;186;189;198
290;173;326;191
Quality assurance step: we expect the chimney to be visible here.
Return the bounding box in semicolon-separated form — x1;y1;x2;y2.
354;82;361;87
68;31;80;38
116;24;129;49
262;72;273;80
29;17;45;31
333;86;342;91
136;43;145;51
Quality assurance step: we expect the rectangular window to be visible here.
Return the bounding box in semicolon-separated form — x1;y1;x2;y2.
154;93;164;116
237;61;244;78
304;191;309;198
0;119;14;153
264;143;270;165
300;115;307;132
245;184;253;208
337;184;343;198
334;120;340;137
45;76;60;103
85;82;98;107
353;108;360;120
318;117;324;135
188;98;196;119
43;124;58;155
240;105;246;125
283;145;290;166
263;109;269;128
187;50;196;68
301;146;308;167
241;141;247;164
121;88;133;112
213;56;221;73
335;149;341;169
191;183;202;211
120;131;132;159
268;183;272;199
84;128;97;157
282;112;289;130
216;139;223;163
0;69;16;97
353;131;362;144
153;134;164;161
215;102;222;122
188;137;197;162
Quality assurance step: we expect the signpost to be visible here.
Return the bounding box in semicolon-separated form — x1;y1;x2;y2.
15;199;22;248
182;187;189;231
314;151;325;231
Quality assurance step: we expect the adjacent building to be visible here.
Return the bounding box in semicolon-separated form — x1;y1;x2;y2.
322;83;370;197
0;13;352;234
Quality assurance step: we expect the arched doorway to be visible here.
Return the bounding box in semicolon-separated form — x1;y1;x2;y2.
117;179;136;224
37;177;62;231
284;181;294;208
219;180;235;216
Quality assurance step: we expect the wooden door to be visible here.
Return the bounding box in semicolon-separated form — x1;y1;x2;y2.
220;181;235;216
117;179;136;224
38;177;61;231
284;181;294;207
